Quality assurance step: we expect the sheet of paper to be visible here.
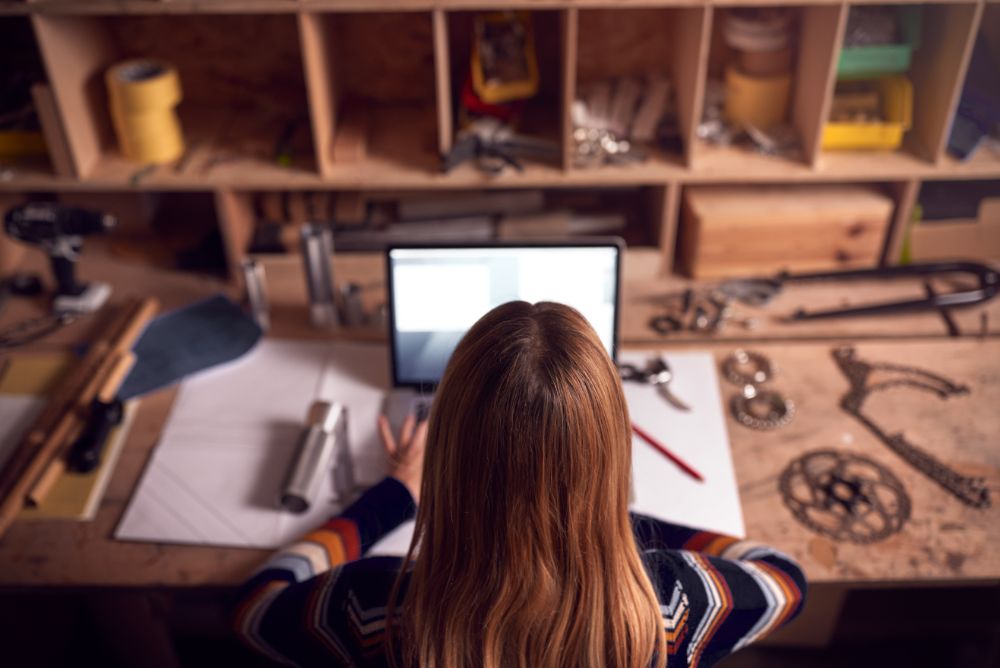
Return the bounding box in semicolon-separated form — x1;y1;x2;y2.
116;339;392;549
621;351;745;538
118;343;742;553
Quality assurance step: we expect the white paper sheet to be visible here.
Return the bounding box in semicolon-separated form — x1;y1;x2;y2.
117;343;742;552
116;340;393;549
621;351;745;538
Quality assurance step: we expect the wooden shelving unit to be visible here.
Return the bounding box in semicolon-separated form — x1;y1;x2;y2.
0;0;997;280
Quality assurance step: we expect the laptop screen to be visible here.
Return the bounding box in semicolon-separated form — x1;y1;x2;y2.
387;241;622;388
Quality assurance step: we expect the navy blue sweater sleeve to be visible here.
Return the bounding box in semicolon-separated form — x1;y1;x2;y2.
632;512;808;667
234;477;415;665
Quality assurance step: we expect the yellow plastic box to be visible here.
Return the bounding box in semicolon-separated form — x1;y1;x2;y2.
822;75;912;151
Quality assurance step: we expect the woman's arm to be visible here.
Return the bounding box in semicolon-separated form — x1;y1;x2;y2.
233;477;415;661
234;415;426;665
632;512;807;666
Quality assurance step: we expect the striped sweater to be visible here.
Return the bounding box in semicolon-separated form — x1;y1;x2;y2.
235;477;807;667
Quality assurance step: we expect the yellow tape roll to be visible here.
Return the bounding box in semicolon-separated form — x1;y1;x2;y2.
106;60;184;164
724;65;791;130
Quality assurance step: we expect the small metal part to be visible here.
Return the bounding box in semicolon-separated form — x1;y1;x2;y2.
731;387;794;430
646;357;692;412
692;305;711;332
341;282;366;328
780;449;911;544
300;222;339;329
721;349;773;387
717;278;783;306
649;313;683;336
281;401;349;513
619;356;692;412
241;258;270;332
681;288;694;314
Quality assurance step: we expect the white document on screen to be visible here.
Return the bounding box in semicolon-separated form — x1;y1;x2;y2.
117;342;741;550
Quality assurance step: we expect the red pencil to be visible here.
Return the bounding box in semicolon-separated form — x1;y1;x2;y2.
631;423;704;482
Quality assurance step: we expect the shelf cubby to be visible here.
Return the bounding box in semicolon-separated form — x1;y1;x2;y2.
568;6;708;172
817;2;983;168
445;9;567;173
31;13;313;182
690;4;846;172
300;11;441;180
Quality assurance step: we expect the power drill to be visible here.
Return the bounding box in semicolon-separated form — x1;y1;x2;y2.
4;202;117;313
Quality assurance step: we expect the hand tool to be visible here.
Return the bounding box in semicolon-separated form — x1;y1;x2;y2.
619;356;692;412
444;117;560;175
300;222;339;328
4;202;116;313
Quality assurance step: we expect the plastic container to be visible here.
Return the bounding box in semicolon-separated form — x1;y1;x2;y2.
822;75;912;151
837;7;921;78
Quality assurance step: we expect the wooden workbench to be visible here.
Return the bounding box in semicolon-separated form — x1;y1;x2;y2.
0;248;998;590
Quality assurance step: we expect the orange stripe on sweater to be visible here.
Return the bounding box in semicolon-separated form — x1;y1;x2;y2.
702;535;740;556
323;517;362;560
304;529;347;566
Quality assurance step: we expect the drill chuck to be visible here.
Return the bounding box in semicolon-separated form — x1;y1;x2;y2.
4;202;116;245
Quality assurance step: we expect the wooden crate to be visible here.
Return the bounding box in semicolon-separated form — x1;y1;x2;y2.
679;184;893;278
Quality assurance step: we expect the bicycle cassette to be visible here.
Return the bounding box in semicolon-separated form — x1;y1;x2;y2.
779;449;911;544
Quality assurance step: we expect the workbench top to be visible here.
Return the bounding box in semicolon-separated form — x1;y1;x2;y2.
0;250;998;587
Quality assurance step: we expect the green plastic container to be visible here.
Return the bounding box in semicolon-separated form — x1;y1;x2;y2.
837;7;922;78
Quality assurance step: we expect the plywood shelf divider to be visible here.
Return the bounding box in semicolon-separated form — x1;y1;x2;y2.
561;7;578;172
795;3;848;167
676;6;712;168
214;188;256;285
31;14;115;178
924;2;983;164
433;8;453;159
299;12;338;178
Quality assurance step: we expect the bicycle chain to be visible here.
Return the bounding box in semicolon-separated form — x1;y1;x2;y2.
832;346;991;509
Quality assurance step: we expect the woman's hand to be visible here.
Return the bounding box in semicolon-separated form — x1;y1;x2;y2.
378;414;428;504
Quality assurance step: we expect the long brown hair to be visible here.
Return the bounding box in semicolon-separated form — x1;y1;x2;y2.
389;301;666;668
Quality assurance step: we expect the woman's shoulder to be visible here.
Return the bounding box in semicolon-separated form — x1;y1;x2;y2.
329;555;411;594
339;554;408;575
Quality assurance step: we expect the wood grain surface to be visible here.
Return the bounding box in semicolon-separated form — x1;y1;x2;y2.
0;251;997;586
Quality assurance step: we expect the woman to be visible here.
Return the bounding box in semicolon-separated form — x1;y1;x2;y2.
235;301;806;667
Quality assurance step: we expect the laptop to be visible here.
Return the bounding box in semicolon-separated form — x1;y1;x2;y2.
383;239;624;428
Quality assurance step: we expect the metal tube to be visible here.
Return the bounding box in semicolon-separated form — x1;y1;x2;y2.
241;258;270;332
281;401;345;513
300;222;339;328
